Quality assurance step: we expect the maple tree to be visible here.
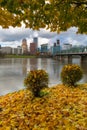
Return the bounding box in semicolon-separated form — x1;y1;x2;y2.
0;0;87;33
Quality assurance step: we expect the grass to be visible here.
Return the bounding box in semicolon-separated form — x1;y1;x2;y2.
0;84;87;130
5;54;37;58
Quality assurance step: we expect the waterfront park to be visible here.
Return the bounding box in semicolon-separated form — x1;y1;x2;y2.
0;1;87;129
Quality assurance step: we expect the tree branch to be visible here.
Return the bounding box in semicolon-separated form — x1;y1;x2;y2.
71;1;87;6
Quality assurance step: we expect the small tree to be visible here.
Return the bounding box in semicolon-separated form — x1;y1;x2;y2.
61;64;83;87
24;69;49;97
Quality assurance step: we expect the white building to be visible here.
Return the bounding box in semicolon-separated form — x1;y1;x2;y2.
12;46;22;55
62;43;72;50
1;47;12;54
17;46;22;54
12;48;18;54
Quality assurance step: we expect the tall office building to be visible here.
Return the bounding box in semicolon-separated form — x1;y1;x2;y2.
30;42;37;55
21;39;28;54
57;39;60;45
33;37;38;49
29;37;38;55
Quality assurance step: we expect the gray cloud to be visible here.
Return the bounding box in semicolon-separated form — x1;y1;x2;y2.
49;27;87;46
0;27;32;42
0;26;87;47
0;27;56;43
38;29;57;39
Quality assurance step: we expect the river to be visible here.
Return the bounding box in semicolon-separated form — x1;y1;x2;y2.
0;58;87;96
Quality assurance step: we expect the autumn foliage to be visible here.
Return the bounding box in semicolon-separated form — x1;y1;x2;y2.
0;84;87;129
24;69;48;97
61;64;83;87
0;0;87;33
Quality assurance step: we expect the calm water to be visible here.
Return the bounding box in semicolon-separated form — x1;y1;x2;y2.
0;58;87;96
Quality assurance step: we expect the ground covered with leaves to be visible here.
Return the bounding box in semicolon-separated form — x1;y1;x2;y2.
0;84;87;130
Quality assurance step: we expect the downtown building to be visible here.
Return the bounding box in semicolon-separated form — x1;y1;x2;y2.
21;39;28;54
30;37;38;55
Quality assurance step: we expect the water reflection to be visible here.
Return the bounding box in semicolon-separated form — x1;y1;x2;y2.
0;58;87;96
22;58;27;75
29;58;38;70
80;60;87;82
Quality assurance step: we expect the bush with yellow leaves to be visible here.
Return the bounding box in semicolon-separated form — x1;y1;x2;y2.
61;64;83;87
24;69;49;97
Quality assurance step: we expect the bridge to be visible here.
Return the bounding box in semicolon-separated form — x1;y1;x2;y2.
54;52;87;62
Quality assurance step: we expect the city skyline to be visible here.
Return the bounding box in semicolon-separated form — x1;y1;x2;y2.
0;25;87;48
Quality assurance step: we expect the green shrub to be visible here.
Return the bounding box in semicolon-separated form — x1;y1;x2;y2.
61;64;83;87
24;69;49;97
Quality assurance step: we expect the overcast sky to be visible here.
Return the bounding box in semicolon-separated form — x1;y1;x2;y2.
0;25;87;48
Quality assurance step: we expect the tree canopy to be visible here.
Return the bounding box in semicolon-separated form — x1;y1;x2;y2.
0;0;87;33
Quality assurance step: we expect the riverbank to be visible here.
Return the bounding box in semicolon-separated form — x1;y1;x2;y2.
5;54;37;58
4;54;53;58
0;84;87;129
